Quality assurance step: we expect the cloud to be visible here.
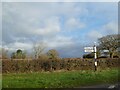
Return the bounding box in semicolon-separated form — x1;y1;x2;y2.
86;21;117;43
2;34;75;52
2;2;87;44
2;2;87;22
102;22;118;35
33;17;61;36
86;30;103;42
3;42;33;51
65;18;86;30
41;35;74;48
2;3;61;43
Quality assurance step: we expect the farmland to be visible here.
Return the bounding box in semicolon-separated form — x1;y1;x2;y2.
2;68;119;88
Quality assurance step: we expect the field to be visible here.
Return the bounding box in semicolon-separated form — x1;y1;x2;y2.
2;68;119;88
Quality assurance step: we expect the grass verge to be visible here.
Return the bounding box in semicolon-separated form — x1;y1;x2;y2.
2;68;119;88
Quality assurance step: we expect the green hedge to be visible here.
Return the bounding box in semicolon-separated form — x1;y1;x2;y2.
2;58;120;73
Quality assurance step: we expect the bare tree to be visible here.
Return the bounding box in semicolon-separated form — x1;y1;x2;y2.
33;42;47;59
98;34;119;58
1;48;8;59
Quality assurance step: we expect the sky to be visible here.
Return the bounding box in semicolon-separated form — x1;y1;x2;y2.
1;1;118;58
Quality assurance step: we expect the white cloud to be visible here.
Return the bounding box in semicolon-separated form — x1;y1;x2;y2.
3;42;33;51
102;22;118;34
87;30;102;41
85;21;117;43
32;17;61;36
3;2;87;44
3;6;61;40
3;35;75;54
2;2;88;22
42;35;74;48
65;18;85;31
2;2;80;53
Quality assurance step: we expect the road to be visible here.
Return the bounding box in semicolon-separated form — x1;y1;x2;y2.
76;83;120;89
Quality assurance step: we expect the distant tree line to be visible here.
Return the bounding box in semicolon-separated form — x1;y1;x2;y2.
1;34;120;60
0;41;60;60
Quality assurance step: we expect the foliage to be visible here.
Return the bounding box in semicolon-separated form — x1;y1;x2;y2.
98;34;120;58
11;49;26;59
47;49;59;59
38;54;49;60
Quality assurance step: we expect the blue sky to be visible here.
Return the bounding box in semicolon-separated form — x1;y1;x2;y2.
1;2;118;58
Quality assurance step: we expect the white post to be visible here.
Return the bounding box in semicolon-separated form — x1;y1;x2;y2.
94;42;97;71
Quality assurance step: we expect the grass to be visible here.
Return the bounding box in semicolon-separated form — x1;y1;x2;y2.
2;68;119;88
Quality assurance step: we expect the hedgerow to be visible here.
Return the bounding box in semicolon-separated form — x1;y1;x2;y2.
2;58;119;73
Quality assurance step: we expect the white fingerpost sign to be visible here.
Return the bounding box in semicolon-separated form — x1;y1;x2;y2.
84;47;94;52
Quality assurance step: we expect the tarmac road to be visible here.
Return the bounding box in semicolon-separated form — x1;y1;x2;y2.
77;83;120;89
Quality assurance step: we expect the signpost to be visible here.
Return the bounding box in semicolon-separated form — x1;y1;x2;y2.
84;42;97;71
93;42;97;71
